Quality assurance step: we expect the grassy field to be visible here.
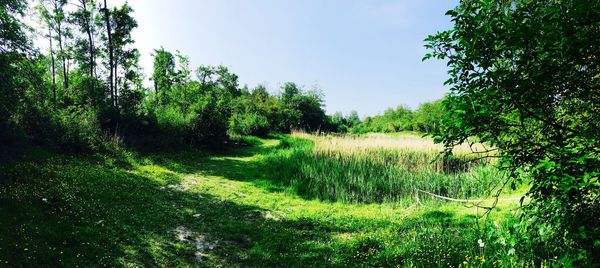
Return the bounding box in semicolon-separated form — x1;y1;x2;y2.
0;134;530;267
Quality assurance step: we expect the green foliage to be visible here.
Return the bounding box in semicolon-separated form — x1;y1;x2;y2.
228;113;270;137
147;52;236;146
0;0;30;149
196;65;241;97
412;99;444;133
275;82;328;132
62;73;105;107
329;111;360;133
19;103;102;152
2;0;332;153
355;106;413;133
187;88;231;145
229;95;270;137
2;0;598;264
426;0;600;262
349;100;445;134
151;47;175;103
0;0;29;52
52;106;101;151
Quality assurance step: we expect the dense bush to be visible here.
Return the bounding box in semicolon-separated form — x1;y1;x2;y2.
51;107;101;151
229;113;270;137
188;89;231;145
228;94;270;137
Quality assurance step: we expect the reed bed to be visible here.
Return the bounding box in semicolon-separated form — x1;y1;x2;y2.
296;132;489;155
263;133;503;203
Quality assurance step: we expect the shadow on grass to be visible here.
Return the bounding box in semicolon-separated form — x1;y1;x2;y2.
1;150;383;267
0;155;349;267
146;137;294;193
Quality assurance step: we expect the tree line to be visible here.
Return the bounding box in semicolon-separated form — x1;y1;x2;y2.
331;99;445;134
0;0;336;152
1;0;448;154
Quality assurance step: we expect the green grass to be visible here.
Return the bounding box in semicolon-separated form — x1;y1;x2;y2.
0;135;532;267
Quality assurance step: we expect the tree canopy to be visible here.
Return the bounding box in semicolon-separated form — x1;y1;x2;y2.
425;0;599;261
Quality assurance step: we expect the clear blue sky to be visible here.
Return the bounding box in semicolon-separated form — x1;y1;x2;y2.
116;0;457;117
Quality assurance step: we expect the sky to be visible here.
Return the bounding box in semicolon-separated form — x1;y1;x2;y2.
108;0;457;117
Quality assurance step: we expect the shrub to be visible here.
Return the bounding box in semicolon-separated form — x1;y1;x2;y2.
52;107;101;151
228;112;270;137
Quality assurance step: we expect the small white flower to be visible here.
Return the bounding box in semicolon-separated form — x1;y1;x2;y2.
42;198;48;203
478;239;485;248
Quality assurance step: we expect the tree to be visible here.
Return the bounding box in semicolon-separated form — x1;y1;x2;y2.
101;0;114;105
70;0;97;81
350;105;417;133
251;84;269;102
39;0;70;91
296;89;327;131
275;83;327;132
330;112;349;133
116;49;144;113
229;94;270;137
425;0;599;261
281;82;300;104
110;3;138;106
347;111;361;127
1;0;29;52
195;65;240;96
0;0;30;145
151;47;175;104
413;100;443;133
36;2;58;102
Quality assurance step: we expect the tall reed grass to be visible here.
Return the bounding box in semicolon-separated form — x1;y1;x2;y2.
262;133;503;203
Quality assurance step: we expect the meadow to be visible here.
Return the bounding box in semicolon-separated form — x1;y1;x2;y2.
0;133;534;267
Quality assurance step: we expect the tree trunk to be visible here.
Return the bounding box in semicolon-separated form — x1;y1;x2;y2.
48;27;56;103
57;26;68;90
103;0;114;106
114;58;118;106
81;0;95;82
52;0;68;90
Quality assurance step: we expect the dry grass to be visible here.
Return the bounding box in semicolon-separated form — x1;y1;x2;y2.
293;131;490;156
